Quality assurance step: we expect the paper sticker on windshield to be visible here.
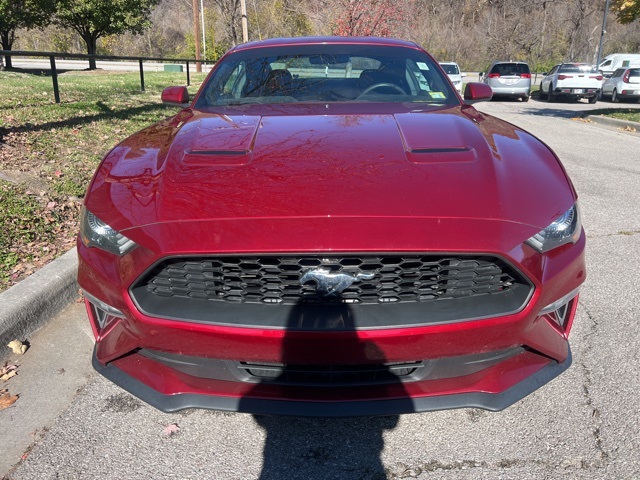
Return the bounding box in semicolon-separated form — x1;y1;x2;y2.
430;92;445;99
417;62;430;70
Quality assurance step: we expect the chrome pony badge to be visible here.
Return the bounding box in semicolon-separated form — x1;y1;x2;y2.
300;267;375;296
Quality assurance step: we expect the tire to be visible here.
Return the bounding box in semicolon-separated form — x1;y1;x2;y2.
588;95;598;104
522;94;530;102
546;85;555;103
539;86;548;100
612;89;619;103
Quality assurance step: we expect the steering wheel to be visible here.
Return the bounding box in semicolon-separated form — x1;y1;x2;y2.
357;82;407;98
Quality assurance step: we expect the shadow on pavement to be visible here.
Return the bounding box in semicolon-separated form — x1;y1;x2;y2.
239;301;413;479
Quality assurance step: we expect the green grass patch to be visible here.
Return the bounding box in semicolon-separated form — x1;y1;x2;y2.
580;108;640;123
0;69;207;291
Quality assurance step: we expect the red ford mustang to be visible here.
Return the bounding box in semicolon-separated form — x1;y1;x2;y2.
78;37;585;416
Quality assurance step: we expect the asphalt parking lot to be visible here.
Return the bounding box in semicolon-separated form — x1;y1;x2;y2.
1;96;640;479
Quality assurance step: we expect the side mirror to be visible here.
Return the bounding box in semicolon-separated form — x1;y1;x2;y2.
162;86;190;107
542;72;548;76
461;72;467;77
463;82;492;104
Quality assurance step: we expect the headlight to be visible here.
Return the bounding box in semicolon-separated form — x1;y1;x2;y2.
526;204;581;253
80;206;137;255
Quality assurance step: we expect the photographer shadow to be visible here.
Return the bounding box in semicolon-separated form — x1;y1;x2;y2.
238;301;415;479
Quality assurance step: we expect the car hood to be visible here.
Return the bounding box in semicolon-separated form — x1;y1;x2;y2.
87;105;575;238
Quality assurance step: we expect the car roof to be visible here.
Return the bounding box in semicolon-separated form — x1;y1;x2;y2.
490;60;529;65
231;36;421;52
439;61;459;65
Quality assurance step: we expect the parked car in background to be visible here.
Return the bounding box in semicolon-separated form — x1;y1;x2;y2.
539;63;602;103
439;61;464;93
78;36;585;416
598;53;640;78
601;67;640;102
482;61;531;101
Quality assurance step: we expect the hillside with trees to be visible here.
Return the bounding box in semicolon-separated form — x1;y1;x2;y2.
7;0;640;72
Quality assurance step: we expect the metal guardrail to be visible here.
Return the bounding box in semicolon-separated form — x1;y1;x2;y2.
0;50;204;103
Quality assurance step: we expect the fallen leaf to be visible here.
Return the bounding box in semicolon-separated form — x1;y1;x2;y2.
0;363;17;375
7;340;28;355
162;423;180;436
1;371;17;381
0;390;18;410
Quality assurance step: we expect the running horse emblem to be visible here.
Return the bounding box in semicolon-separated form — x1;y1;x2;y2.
300;267;375;296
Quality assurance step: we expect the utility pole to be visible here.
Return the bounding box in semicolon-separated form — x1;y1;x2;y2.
596;0;611;71
192;0;202;72
240;0;248;43
200;0;206;62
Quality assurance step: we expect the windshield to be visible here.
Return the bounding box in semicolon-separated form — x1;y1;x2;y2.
195;44;457;107
440;64;460;75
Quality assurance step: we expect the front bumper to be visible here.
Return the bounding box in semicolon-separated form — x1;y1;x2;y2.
78;217;586;416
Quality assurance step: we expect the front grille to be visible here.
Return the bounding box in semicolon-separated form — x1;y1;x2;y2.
136;254;524;306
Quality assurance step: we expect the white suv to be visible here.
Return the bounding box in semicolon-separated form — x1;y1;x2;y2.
601;67;640;102
439;62;464;93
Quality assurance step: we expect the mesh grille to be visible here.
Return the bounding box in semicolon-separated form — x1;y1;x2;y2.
137;255;524;306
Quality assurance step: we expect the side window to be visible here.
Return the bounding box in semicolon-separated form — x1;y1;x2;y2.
202;61;248;105
601;60;612;68
612;68;625;78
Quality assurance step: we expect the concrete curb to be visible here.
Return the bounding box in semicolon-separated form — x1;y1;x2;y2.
585;115;640;131
0;248;78;350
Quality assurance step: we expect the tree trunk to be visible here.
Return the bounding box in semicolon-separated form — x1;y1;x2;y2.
81;32;99;70
1;30;14;70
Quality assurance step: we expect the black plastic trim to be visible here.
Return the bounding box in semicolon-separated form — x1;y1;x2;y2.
128;252;534;330
139;346;523;385
92;348;571;416
130;283;531;330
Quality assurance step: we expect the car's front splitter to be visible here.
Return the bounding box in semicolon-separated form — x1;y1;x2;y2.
92;347;571;416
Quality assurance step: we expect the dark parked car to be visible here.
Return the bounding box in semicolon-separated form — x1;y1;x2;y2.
79;37;585;416
483;61;531;101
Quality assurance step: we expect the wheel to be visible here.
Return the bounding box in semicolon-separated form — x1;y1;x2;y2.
522;94;530;102
546;85;555;102
539;86;548;100
588;94;598;104
612;89;619;103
